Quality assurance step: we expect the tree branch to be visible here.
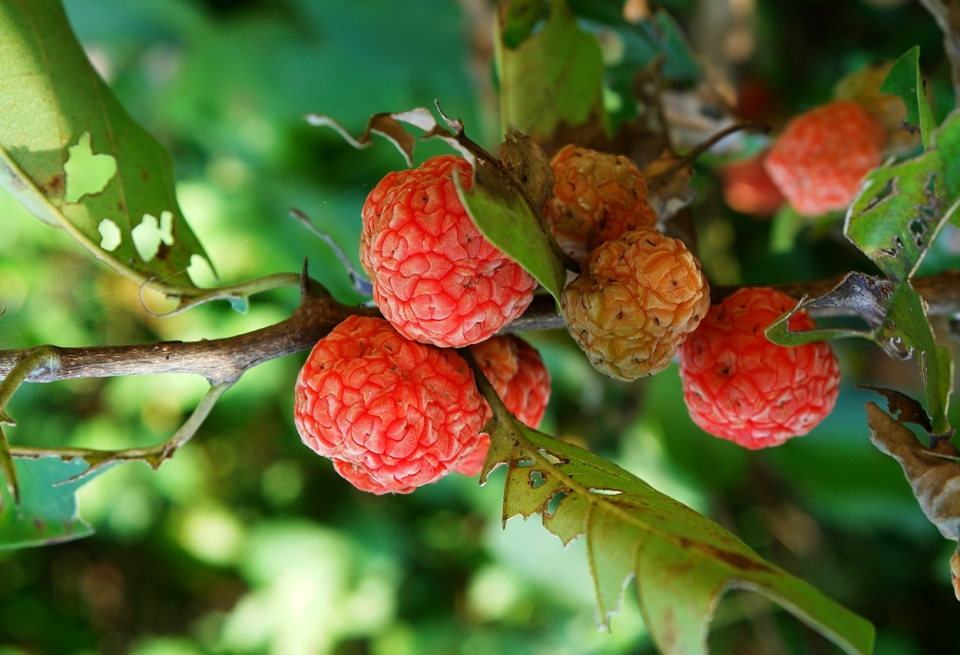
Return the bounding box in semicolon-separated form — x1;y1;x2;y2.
0;279;379;385
2;271;960;385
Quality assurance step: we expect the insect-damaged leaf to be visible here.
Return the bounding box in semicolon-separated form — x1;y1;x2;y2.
473;364;875;655
0;457;107;549
0;0;214;295
846;109;960;280
309;106;569;303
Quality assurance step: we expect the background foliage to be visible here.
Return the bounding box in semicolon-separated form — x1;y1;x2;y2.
1;0;959;654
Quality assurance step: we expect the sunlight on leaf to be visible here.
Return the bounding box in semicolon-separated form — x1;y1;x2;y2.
0;0;213;296
473;364;875;655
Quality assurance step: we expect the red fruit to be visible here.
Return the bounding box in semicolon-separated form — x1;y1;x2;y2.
719;150;785;217
361;155;537;348
293;315;486;494
764;101;884;217
455;335;552;476
544;145;658;261
678;288;840;449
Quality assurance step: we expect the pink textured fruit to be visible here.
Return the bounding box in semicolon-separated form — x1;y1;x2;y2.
293;315;485;494
562;227;710;381
455;335;552;476
678;287;840;449
764;101;884;217
361;155;537;348
544;145;658;261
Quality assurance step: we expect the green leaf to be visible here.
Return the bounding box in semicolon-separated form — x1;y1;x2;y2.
765;272;893;347
880;46;935;149
0;457;105;549
884;284;953;435
478;382;876;654
455;164;567;305
845;111;960;281
0;0;213;296
496;0;608;146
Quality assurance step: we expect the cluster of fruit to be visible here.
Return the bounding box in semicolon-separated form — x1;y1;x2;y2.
294;126;846;493
294;154;551;494
722;97;890;218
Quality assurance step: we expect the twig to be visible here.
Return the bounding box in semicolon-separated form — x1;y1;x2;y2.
2;271;960;387
37;381;234;483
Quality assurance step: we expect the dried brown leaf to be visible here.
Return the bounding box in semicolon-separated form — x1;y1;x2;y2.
865;401;960;540
497;132;556;210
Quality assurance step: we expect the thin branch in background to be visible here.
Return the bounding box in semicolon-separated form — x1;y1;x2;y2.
9;382;234;483
138;271;328;319
290;207;374;296
2;270;960;386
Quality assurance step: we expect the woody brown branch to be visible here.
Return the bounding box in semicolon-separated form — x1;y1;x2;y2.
2;270;960;385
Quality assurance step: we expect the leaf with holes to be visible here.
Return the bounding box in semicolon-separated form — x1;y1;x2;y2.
476;374;875;655
0;0;213;295
846;110;960;280
0;457;107;549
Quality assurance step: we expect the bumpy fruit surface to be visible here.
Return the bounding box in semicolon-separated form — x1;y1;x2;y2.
361;155;537;348
455;335;552;476
764;101;884;217
562;227;710;381
294;315;485;494
544;145;658;261
678;287;840;449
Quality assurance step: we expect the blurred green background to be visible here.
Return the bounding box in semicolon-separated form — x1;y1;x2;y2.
1;0;959;653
